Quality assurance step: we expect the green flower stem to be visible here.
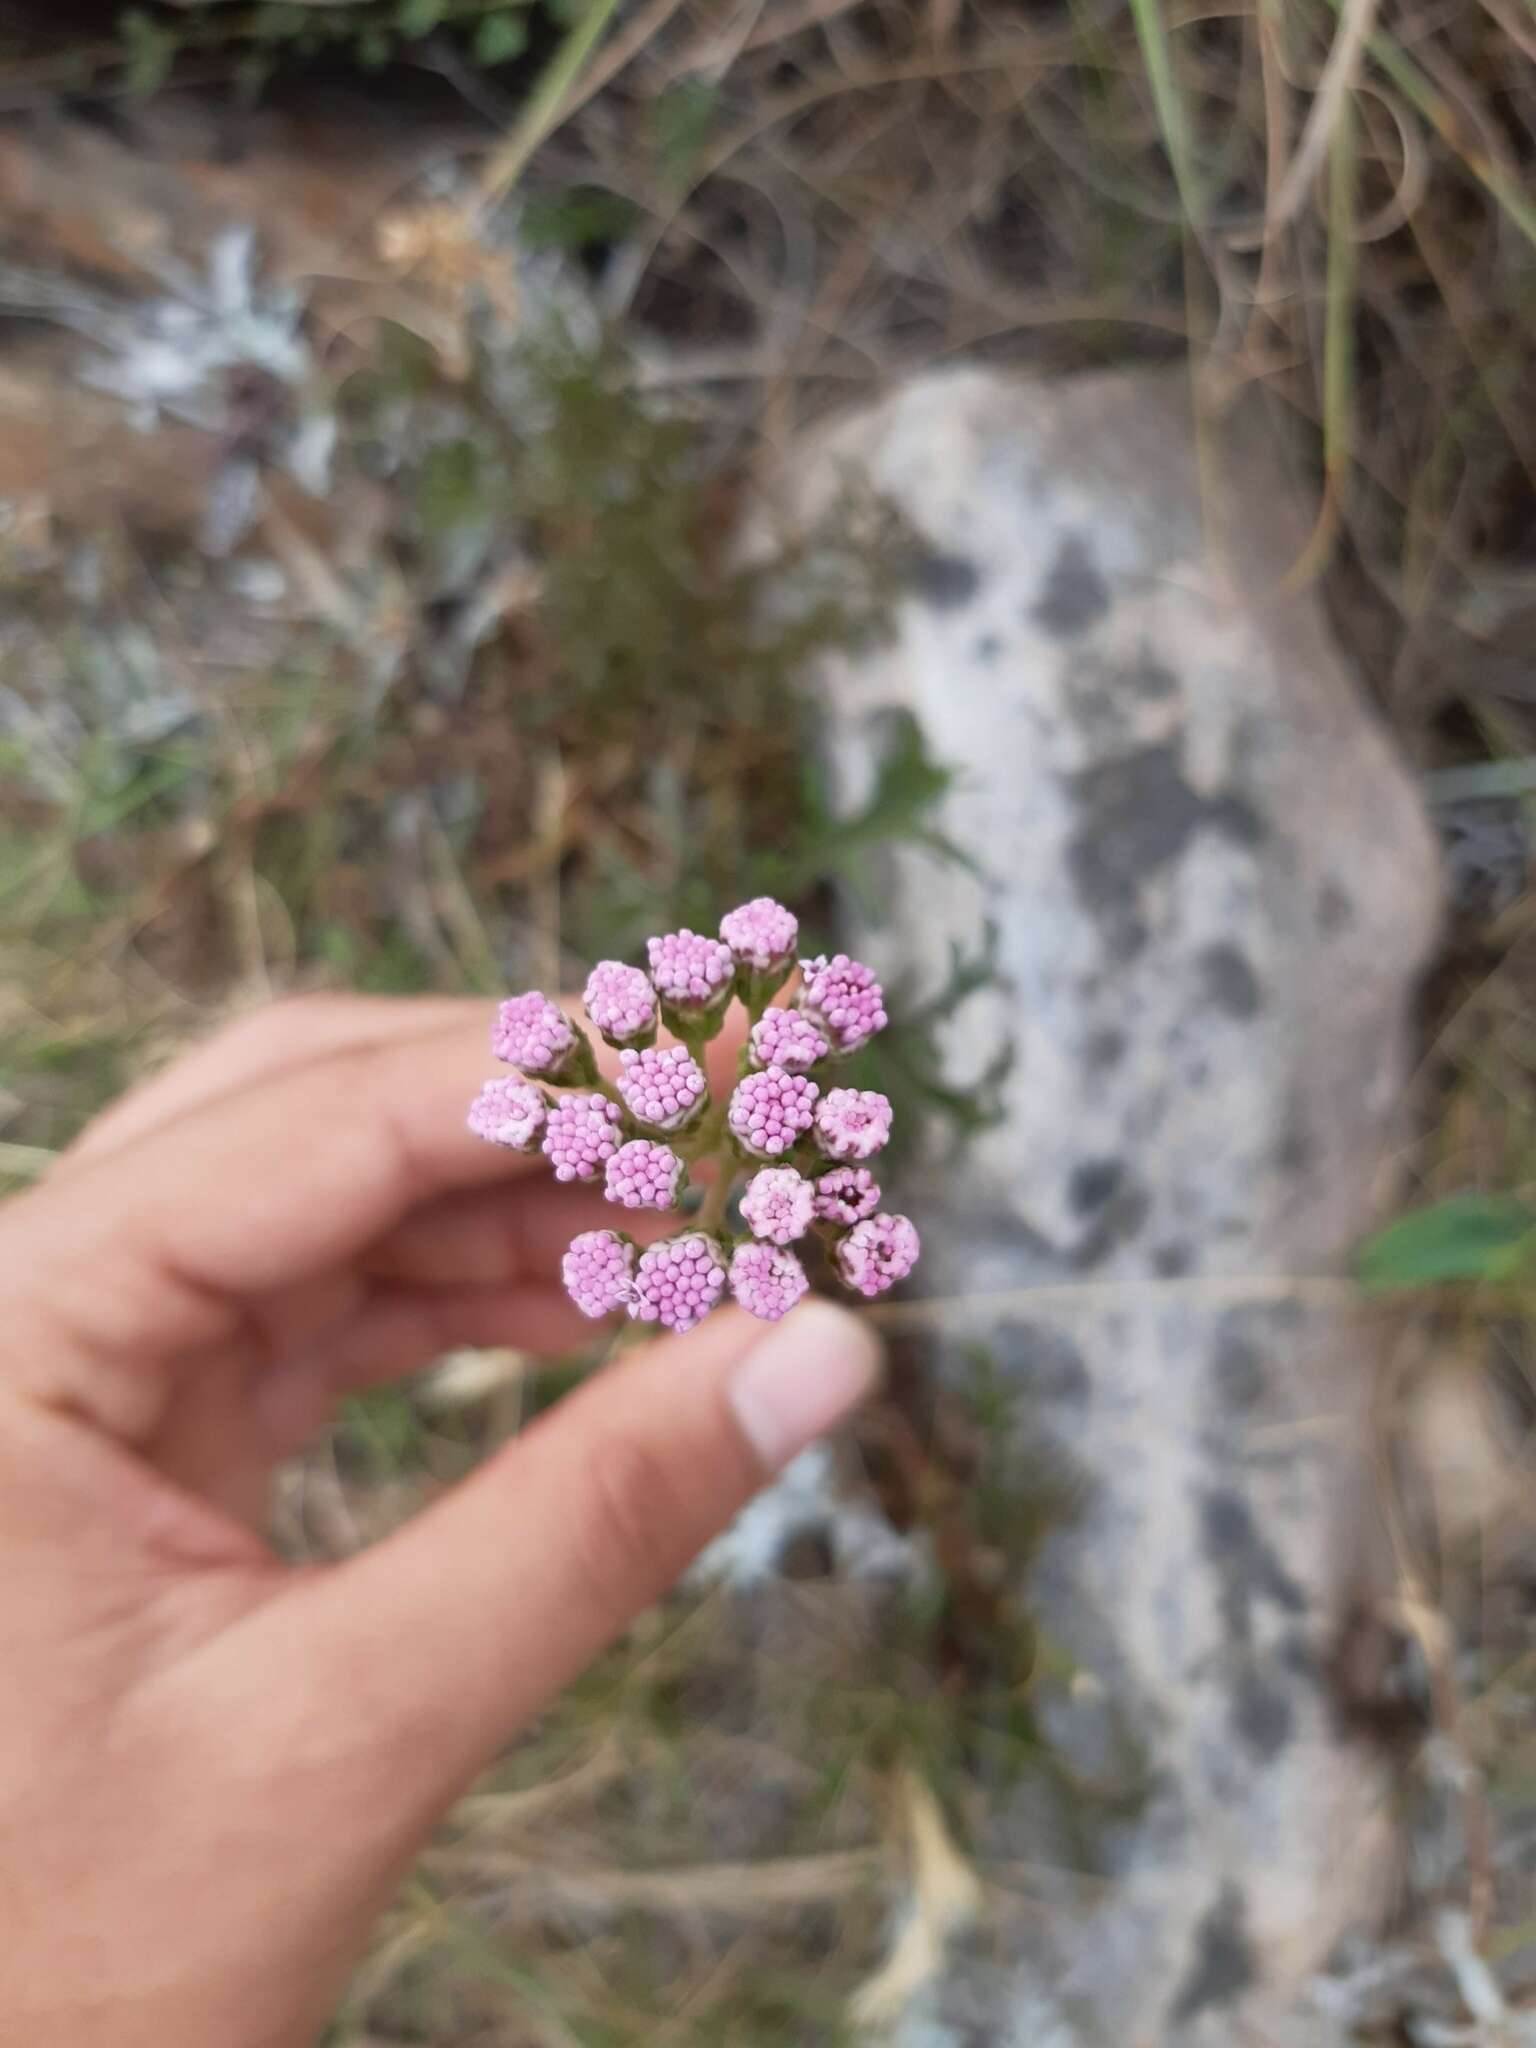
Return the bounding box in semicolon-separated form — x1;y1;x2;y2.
695;1144;738;1235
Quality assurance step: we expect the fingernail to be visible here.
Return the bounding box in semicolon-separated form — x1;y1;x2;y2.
727;1299;883;1472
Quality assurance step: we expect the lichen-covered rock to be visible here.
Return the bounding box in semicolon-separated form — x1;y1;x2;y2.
785;368;1442;2044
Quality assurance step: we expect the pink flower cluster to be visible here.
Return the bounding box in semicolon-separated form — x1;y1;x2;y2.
471;899;918;1334
492;992;577;1077
583;961;657;1048
545;1092;623;1183
647;929;734;1013
605;1139;684;1211
617;1044;707;1133
799;954;888;1055
632;1233;727;1333
728;1065;819;1159
749;1007;828;1073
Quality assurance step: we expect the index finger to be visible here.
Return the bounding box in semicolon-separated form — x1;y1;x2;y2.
0;1001;745;1437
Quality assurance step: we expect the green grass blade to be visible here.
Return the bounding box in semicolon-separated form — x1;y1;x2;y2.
1126;0;1202;226
477;0;626;208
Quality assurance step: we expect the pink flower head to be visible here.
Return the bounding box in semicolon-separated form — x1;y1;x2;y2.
719;896;798;973
797;954;888;1055
542;1091;623;1183
617;1043;708;1133
730;1240;809;1323
467;1076;547;1152
740;1166;815;1246
646;928;735;1013
728;1065;819;1160
562;1229;635;1319
813;1165;882;1226
630;1232;727;1333
835;1213;920;1299
493;991;579;1077
605;1139;684;1212
815;1087;893;1163
584;961;657;1048
749;1007;829;1074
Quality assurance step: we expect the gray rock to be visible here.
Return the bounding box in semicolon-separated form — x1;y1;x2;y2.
784;368;1442;2044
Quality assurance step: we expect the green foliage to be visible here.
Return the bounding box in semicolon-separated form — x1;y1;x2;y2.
112;0;549;99
472;8;527;63
416;437;486;542
1357;1192;1536;1293
120;6;176;94
650;77;718;189
520;186;639;252
849;920;1014;1160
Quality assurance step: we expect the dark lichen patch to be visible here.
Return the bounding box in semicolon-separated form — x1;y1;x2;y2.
973;632;1003;662
1031;532;1110;638
1073;1181;1151;1268
1200;1488;1306;1644
1070;1157;1124;1213
1280;1632;1322;1686
1065;744;1266;955
909;546;983;610
1084;1026;1127;1071
1317;879;1354;933
1231;1664;1295;1761
1197;942;1262;1019
1213;1324;1266;1412
1276;1107;1314;1175
777;1522;836;1579
1171;1884;1257;2023
993;1318;1092;1404
1130;650;1178;700
1155;1241;1194;1278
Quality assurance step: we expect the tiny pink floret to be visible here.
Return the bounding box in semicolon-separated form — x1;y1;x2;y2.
728;1065;819;1159
813;1165;882;1226
730;1240;809;1323
719;896;798;972
617;1043;708;1133
584;960;657;1046
798;954;888;1055
749;1007;829;1074
467;1076;547;1152
605;1139;684;1212
836;1212;920;1299
543;1092;623;1183
563;1230;635;1319
647;928;735;1010
740;1166;815;1246
493;991;577;1076
815;1087;893;1163
631;1232;728;1333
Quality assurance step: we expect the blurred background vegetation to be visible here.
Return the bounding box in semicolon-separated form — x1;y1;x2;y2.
3;0;1536;2037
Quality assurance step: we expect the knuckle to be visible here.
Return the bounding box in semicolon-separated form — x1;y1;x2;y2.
570;1428;688;1614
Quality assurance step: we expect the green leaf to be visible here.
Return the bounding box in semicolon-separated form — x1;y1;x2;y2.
520;186;637;251
251;2;308;43
418;438;484;539
471;8;527;61
396;0;447;37
1356;1193;1536;1293
354;25;393;67
650;76;717;187
120;7;176;96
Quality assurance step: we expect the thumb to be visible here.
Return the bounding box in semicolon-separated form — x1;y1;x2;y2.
282;1301;880;1805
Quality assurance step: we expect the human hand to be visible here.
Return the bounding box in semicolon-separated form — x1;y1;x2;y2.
0;995;880;2047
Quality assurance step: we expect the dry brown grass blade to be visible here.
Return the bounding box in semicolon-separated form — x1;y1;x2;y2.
424;1846;882;1913
1263;0;1381;234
